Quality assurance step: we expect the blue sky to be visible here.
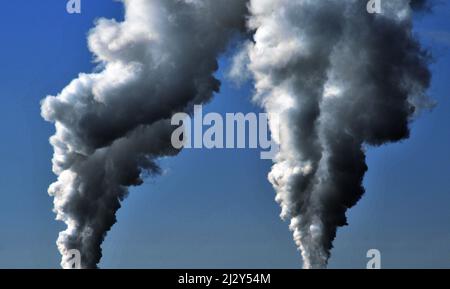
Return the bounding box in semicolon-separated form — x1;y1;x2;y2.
0;0;449;268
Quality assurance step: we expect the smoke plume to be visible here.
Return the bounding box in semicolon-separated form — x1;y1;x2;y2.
240;0;432;268
42;0;432;269
41;0;247;268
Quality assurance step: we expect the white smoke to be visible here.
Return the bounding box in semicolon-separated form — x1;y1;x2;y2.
236;0;432;268
42;0;432;269
42;0;247;268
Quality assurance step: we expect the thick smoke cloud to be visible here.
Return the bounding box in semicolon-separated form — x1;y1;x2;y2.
43;0;432;269
41;0;247;268
240;0;431;268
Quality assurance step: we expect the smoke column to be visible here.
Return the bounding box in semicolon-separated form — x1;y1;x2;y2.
241;0;432;268
41;0;247;268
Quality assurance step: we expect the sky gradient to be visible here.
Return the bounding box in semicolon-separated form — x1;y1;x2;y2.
0;0;449;268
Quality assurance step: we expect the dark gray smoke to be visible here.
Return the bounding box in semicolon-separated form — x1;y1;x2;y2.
41;0;247;268
42;0;433;269
239;0;432;268
411;0;433;11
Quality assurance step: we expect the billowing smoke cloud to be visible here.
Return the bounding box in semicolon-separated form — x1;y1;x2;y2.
41;0;247;268
239;0;432;268
43;0;433;269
